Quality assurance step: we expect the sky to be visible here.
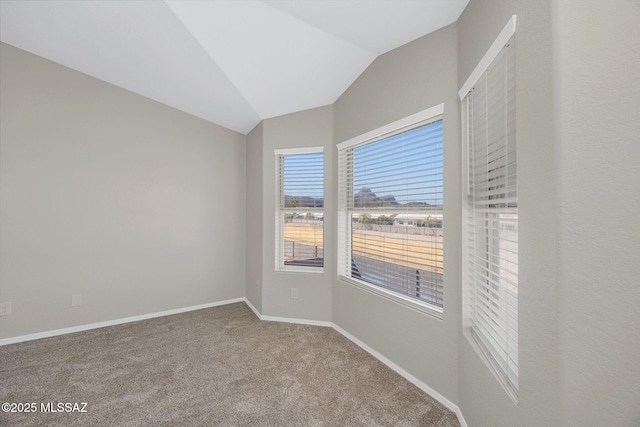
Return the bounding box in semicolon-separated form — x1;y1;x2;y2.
282;119;443;206
282;151;324;199
353;119;443;206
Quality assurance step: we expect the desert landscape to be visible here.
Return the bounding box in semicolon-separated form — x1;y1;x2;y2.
284;222;443;274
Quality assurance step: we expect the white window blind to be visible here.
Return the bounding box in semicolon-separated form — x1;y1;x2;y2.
463;35;518;399
338;115;444;310
275;148;324;270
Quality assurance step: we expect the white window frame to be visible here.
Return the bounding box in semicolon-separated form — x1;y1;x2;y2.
275;146;324;274
337;104;444;318
460;15;519;403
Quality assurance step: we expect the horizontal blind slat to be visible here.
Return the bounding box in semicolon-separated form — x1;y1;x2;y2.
277;150;324;267
465;37;518;394
341;118;444;308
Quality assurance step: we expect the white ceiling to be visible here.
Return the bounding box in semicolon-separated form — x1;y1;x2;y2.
0;0;469;134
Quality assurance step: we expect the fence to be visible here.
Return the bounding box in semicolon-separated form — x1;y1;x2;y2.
351;254;443;307
284;240;324;267
351;222;443;237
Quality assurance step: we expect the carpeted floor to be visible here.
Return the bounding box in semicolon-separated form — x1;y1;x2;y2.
0;302;460;426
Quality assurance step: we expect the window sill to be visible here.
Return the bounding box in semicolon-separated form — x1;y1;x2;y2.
339;275;443;320
464;328;519;405
276;266;324;275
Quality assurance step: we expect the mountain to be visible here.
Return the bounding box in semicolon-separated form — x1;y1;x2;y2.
283;188;436;209
283;195;323;208
354;187;399;207
354;187;433;208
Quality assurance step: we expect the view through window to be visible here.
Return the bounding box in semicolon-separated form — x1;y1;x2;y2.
339;116;444;309
462;32;518;399
276;148;324;270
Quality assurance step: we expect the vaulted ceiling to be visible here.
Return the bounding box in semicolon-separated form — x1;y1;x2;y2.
0;0;469;134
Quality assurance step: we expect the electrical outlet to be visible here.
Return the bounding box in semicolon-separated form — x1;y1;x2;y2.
0;302;12;316
290;288;298;299
71;294;82;307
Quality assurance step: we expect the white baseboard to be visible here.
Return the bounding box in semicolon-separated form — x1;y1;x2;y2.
242;297;332;327
0;297;245;346
0;297;466;426
332;324;467;427
261;314;332;328
242;299;466;426
455;407;468;427
243;297;262;320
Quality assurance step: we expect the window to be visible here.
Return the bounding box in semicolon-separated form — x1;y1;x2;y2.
337;105;444;314
461;16;518;401
275;147;324;272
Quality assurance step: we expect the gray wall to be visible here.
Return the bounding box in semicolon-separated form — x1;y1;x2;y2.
458;0;640;425
259;106;334;322
250;2;640;422
245;122;263;313
333;23;461;405
0;42;247;338
554;1;640;425
4;1;640;424
457;1;560;425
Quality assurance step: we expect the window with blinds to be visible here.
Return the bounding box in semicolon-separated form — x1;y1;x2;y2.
275;147;324;271
337;108;444;312
462;30;518;400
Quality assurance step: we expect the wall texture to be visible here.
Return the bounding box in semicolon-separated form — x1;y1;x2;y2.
3;1;639;424
554;1;640;424
457;1;560;425
332;23;461;405
259;106;334;322
0;43;246;339
245;122;263;313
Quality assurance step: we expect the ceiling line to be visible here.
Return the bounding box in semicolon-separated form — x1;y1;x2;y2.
264;1;380;56
162;0;262;124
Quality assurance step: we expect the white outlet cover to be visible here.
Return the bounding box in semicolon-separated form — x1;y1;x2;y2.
0;302;12;316
71;294;82;307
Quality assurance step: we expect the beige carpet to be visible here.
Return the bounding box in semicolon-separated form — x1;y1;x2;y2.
0;302;459;426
